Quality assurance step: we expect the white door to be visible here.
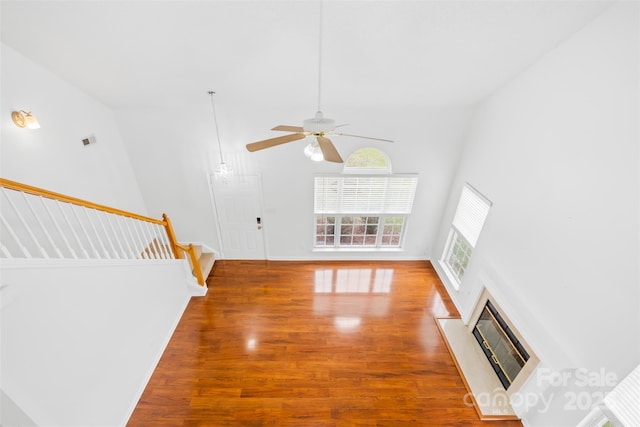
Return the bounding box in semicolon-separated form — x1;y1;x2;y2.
210;174;266;259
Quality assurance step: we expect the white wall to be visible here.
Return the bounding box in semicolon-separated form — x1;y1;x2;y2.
433;3;639;425
114;106;223;247
262;106;474;260
0;43;200;426
117;101;473;259
1;260;193;427
1;44;146;214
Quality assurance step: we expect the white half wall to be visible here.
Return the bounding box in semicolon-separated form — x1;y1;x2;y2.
433;3;639;425
1;44;146;214
0;260;193;427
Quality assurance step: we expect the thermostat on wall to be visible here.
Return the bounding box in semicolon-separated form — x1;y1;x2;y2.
82;135;97;146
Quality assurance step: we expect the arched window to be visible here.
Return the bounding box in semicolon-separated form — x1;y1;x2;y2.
343;147;392;174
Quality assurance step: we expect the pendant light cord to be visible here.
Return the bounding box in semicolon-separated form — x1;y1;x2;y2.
208;90;224;164
317;0;323;113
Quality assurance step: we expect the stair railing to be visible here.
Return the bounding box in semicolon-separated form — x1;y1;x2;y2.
0;178;205;286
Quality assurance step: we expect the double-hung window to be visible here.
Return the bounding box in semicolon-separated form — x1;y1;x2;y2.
442;183;491;286
314;175;418;249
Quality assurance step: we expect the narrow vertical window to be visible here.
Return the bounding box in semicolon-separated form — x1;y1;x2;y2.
441;184;491;286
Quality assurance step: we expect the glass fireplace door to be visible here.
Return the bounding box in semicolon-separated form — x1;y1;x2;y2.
472;301;529;389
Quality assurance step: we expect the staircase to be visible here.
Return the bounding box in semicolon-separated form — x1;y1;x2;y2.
0;177;218;290
144;239;217;288
0;177;221;427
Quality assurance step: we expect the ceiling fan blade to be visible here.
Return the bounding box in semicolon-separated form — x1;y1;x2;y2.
334;133;394;143
317;136;344;163
246;133;307;152
272;125;305;133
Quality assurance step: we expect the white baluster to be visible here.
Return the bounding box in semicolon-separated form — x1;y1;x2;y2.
0;212;31;258
1;244;12;258
70;204;100;258
145;222;164;259
22;193;62;258
86;209;110;259
155;225;170;259
2;188;46;258
105;213;127;259
155;223;174;259
41;198;78;259
56;201;89;259
114;215;135;259
153;226;166;259
123;217;142;259
140;222;159;259
152;223;167;259
131;219;148;259
143;222;164;259
95;211;119;259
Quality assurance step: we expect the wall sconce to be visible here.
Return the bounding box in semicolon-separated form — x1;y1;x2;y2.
12;110;40;129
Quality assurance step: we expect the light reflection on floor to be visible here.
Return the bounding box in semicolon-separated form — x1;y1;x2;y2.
420;281;454;352
246;337;257;351
314;268;393;294
313;268;394;332
333;316;362;332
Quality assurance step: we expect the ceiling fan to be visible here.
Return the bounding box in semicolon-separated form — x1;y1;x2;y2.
245;2;392;164
245;114;393;164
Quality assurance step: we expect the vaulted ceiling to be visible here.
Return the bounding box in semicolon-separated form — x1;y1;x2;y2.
1;1;612;111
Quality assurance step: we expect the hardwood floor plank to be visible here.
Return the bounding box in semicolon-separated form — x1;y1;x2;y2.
127;260;522;426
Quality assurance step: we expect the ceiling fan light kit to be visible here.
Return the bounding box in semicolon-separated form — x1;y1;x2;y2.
304;140;325;162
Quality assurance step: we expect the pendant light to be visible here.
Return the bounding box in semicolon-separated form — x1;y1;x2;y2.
208;91;232;177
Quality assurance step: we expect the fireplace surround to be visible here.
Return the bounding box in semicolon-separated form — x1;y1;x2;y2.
436;288;539;420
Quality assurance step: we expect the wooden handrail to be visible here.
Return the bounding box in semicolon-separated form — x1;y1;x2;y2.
162;213;182;259
1;177;207;287
162;215;205;286
0;178;165;226
175;242;205;286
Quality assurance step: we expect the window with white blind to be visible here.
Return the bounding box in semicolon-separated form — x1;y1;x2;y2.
314;175;418;249
442;184;491;285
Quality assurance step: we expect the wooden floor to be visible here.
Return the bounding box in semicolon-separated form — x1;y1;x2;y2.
127;260;522;426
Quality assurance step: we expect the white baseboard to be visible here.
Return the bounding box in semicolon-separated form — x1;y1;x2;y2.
265;255;430;261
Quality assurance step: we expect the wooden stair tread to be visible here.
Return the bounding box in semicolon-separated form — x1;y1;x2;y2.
198;252;216;279
187;246;215;283
137;239;215;287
